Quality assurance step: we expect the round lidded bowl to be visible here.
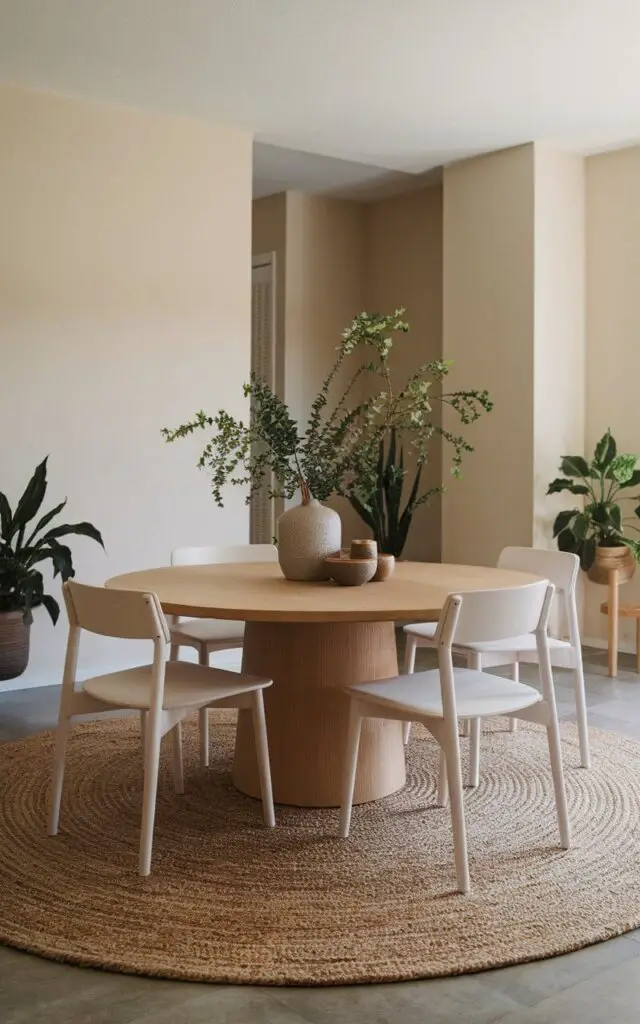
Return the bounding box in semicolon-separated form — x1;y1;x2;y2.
324;555;377;587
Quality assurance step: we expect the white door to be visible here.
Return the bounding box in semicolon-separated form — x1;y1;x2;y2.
250;254;276;544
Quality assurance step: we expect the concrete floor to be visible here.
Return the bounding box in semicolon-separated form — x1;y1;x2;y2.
1;646;640;1023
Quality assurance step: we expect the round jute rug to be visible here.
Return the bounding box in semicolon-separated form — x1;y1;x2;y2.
0;713;639;986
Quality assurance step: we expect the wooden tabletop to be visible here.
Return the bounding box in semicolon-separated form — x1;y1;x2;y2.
106;561;541;623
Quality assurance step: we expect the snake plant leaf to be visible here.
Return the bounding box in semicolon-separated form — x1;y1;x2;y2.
347;494;377;533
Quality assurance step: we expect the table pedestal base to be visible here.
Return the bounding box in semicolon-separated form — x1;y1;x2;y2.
232;620;406;807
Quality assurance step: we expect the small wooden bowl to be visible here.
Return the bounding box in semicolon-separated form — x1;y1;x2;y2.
350;539;378;561
324;555;377;587
372;553;395;582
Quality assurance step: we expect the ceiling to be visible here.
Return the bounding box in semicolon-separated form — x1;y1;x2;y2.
2;0;640;197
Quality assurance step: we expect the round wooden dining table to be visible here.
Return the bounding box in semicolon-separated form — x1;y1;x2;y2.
107;561;539;808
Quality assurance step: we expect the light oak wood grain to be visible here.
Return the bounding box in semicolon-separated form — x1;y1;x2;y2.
107;561;539;623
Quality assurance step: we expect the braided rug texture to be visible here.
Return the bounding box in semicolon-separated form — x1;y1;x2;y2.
0;713;638;985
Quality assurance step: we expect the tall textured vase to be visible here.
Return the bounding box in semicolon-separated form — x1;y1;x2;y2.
277;497;341;581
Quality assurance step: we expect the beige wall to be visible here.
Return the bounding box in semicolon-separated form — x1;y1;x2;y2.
442;146;536;566
251;189;446;554
284;193;366;429
533;146;586;550
0;85;253;687
364;186;443;561
252;193;287;399
585;145;640;645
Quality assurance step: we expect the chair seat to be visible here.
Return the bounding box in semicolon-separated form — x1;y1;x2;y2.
347;668;541;720
171;618;244;647
460;634;571;655
404;621;438;640
404;621;571;657
83;660;270;711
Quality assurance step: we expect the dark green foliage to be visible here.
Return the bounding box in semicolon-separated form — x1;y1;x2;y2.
163;310;492;554
0;459;104;624
548;430;640;571
347;429;440;557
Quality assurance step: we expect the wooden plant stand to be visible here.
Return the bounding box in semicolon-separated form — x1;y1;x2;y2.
600;568;640;676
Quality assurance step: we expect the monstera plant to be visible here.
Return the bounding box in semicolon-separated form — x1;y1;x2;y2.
0;458;104;679
548;430;640;582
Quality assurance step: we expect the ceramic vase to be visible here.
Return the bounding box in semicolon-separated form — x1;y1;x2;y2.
277;498;341;581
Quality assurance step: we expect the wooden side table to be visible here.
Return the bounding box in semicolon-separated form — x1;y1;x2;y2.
600;567;640;676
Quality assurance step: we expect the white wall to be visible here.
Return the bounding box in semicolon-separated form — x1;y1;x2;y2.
0;85;253;688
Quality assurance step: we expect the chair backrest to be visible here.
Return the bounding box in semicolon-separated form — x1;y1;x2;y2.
171;543;278;567
63;581;170;643
497;546;581;648
436;580;553;647
497;546;579;596
435;580;555;729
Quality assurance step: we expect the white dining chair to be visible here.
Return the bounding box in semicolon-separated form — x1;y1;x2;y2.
48;581;275;876
402;548;590;774
169;543;278;768
338;580;570;894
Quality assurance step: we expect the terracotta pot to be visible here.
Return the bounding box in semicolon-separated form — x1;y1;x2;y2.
0;610;31;681
276;499;342;581
587;545;637;585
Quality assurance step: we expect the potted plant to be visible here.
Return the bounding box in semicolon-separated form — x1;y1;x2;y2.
163;309;492;579
0;458;104;680
548;429;640;582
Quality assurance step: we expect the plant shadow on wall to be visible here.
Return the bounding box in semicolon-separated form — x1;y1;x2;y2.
0;459;104;680
163;309;492;575
548;430;640;583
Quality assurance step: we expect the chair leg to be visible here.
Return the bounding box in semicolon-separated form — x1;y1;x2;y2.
140;710;147;764
436;746;449;807
467;652;481;785
468;717;481;788
139;712;162;877
198;644;210;768
443;730;470;894
460;719;470;737
171;722;184;795
572;659;591;769
339;703;363;838
48;716;71;836
402;636;417;744
509;661;519;732
251;690;276;828
546;714;571;850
